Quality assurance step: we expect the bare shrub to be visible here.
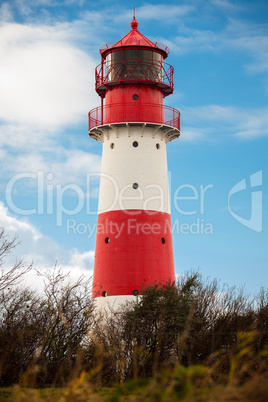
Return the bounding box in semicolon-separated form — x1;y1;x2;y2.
31;267;95;387
0;227;32;292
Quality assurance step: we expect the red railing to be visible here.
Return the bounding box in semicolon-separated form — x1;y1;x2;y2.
99;41;170;55
95;58;174;96
88;103;180;131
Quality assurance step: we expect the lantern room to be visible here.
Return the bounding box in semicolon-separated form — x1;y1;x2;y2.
96;17;173;95
88;17;180;138
94;17;174;125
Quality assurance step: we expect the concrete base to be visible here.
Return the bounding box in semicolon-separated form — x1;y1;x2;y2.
93;295;141;312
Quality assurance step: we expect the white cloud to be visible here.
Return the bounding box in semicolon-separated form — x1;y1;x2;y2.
211;0;245;13
0;2;13;22
167;11;268;87
173;29;219;54
183;105;268;139
0;201;41;241
0;19;102;190
0;18;102;277
67;249;94;272
136;4;194;21
0;124;102;191
0;22;98;129
0;124;52;150
4;147;101;185
180;128;205;142
232;35;268;76
0;201;94;284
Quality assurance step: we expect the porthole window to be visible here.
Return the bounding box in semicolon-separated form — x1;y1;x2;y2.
132;94;139;100
132;183;139;189
105;237;110;243
133;141;138;147
102;291;107;297
133;290;139;296
110;143;115;149
161;237;166;244
156;143;160;149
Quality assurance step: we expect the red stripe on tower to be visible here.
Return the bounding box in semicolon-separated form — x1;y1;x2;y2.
88;17;180;304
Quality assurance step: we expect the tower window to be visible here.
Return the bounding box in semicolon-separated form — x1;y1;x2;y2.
156;143;160;149
132;183;139;189
105;237;110;243
110;143;115;149
133;141;138;147
132;94;139;100
133;290;139;296
102;291;107;297
161;237;166;244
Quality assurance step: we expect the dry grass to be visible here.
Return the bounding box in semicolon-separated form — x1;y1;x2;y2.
1;330;267;402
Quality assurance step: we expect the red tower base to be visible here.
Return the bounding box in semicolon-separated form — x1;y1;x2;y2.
92;210;175;297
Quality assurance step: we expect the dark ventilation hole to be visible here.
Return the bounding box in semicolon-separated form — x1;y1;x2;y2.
110;143;115;149
161;237;166;244
156;143;160;149
132;94;139;100
133;141;138;147
105;237;110;244
102;291;107;297
132;183;139;189
133;290;139;296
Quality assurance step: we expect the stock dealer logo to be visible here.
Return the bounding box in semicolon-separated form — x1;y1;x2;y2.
228;170;262;233
4;170;263;234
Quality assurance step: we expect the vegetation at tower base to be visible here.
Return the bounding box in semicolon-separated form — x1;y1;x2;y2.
0;228;268;400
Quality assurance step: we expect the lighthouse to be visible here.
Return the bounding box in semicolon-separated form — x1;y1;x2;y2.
88;16;180;306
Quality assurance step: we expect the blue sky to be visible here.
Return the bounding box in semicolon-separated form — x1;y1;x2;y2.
0;0;267;294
